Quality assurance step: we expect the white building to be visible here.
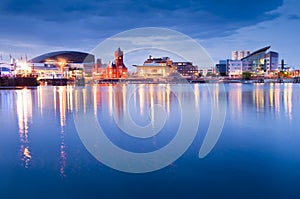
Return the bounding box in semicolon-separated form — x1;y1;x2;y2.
199;67;216;76
227;59;252;78
232;50;251;60
228;60;243;77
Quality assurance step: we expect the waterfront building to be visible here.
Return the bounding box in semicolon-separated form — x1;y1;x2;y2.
133;56;174;77
264;51;279;74
293;69;300;77
172;62;198;77
218;46;280;77
0;62;13;77
216;59;252;78
104;47;128;79
228;60;243;78
29;51;95;79
241;46;271;74
242;61;252;72
93;59;107;79
198;67;216;77
0;66;11;77
216;60;228;76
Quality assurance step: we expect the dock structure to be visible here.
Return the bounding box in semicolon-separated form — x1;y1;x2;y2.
38;77;68;86
0;76;39;87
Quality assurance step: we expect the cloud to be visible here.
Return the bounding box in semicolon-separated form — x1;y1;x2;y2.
0;0;283;32
287;14;300;20
200;0;300;67
0;0;284;60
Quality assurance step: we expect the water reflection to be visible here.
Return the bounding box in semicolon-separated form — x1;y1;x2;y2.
16;89;33;168
227;84;243;118
58;87;67;177
227;83;294;121
0;83;298;175
283;84;293;120
77;84;178;130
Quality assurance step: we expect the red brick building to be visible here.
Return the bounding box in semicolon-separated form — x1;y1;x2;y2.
106;47;128;78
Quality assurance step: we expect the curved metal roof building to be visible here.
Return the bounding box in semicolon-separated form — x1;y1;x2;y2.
29;51;95;63
241;46;270;60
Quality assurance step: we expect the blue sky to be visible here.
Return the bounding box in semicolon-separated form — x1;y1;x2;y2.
0;0;299;67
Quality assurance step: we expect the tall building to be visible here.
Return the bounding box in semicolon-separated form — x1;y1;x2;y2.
105;47;128;78
232;51;238;60
232;50;250;60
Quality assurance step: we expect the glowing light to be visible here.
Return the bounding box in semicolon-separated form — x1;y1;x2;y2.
17;89;33;169
23;147;31;159
16;61;32;76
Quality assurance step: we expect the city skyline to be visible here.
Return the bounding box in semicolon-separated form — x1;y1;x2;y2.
0;0;300;67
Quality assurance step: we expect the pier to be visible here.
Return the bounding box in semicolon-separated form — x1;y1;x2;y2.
0;76;39;87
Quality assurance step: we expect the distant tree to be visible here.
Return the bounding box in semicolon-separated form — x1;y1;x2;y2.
206;72;216;77
242;71;252;80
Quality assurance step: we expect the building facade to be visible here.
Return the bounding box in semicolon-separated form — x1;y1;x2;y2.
232;50;251;60
216;60;228;76
228;60;243;78
216;59;252;78
105;47;128;79
241;46;271;74
198;67;216;77
134;56;173;77
29;51;95;79
264;51;279;74
172;62;198;77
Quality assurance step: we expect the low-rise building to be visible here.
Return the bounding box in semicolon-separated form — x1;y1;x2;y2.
216;60;228;76
133;56;174;77
228;60;243;78
29;51;95;80
199;67;216;77
172;62;198;77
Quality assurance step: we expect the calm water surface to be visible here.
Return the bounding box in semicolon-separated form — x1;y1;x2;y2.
0;83;300;199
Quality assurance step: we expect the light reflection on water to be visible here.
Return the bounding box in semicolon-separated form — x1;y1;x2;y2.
0;84;298;171
0;83;300;198
225;83;295;121
16;89;33;169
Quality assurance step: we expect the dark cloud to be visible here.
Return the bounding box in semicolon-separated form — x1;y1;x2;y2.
287;14;300;20
0;0;284;58
0;0;283;23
